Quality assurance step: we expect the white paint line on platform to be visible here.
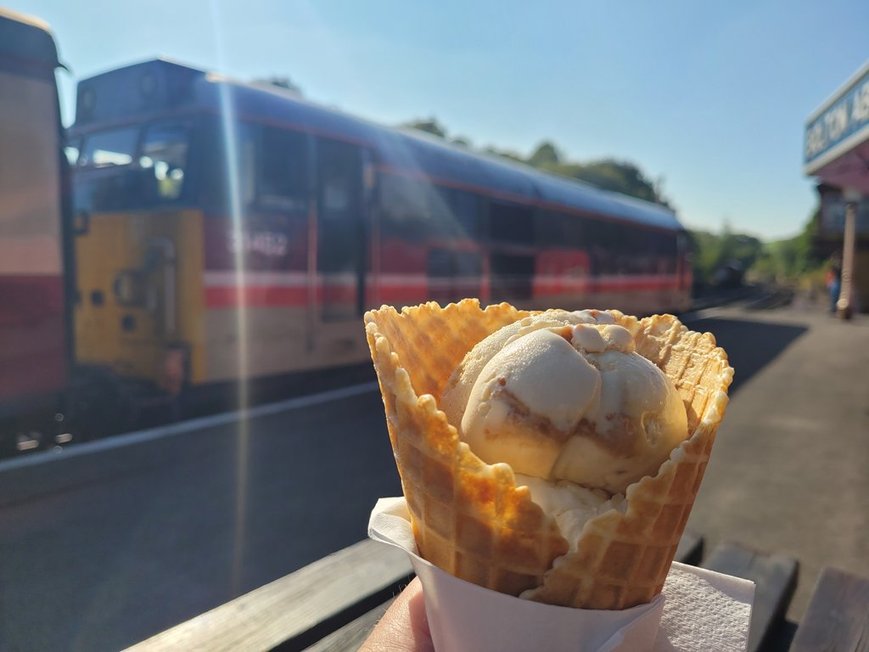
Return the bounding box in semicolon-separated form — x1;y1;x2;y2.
0;381;379;473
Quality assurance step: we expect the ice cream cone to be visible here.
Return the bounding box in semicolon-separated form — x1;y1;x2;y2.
364;299;733;609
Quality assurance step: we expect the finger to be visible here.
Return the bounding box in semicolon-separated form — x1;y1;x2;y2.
360;577;433;652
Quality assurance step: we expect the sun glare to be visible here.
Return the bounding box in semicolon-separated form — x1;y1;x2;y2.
210;0;250;594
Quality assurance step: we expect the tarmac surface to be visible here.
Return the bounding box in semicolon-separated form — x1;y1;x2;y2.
684;303;869;625
0;302;866;650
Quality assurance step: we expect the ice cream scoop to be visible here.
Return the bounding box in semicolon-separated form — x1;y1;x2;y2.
441;310;688;495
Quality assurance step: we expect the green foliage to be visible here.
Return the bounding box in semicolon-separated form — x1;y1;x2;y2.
688;211;824;288
528;141;562;167
402;117;448;139
483;145;524;162
451;136;472;148
253;76;302;96
398;118;671;207
747;210;822;283
567;160;662;204
689;224;764;286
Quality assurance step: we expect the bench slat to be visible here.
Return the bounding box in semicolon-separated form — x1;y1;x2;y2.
702;541;798;652
304;601;393;652
126;540;412;652
789;566;869;652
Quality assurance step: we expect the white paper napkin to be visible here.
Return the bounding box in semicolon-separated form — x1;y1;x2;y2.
369;497;754;652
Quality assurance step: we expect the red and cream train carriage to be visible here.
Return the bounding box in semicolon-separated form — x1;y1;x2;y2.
0;10;73;451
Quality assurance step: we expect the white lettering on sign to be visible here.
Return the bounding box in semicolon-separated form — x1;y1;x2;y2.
806;75;869;162
824;103;849;142
806;122;826;159
228;230;289;257
852;80;869;123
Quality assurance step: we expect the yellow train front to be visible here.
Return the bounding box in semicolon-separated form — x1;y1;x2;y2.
68;59;692;404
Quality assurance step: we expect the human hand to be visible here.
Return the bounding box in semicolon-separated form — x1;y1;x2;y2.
360;578;433;651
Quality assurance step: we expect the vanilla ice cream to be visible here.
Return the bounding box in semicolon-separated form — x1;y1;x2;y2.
441;309;688;505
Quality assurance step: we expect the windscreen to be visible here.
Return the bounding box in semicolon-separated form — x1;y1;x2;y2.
73;121;191;210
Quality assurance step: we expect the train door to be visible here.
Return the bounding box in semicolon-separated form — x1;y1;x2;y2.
312;137;369;363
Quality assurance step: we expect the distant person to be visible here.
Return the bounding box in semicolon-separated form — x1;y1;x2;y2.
825;255;842;313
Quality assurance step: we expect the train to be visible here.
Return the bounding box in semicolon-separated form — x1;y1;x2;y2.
0;10;74;453
1;19;693;453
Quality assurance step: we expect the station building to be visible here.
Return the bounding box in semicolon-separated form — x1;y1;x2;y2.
804;61;869;316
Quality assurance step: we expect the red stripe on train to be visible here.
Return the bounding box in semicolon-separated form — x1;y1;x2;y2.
0;274;67;400
204;278;680;308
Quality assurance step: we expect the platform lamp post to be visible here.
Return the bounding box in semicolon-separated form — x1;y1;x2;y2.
837;188;861;320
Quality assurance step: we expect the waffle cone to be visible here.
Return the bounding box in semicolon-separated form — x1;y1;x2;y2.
365;299;733;609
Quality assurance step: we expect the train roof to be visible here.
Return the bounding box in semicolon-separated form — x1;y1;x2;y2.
0;9;60;73
74;59;684;232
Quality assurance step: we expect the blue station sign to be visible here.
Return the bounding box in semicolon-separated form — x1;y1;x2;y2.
804;62;869;173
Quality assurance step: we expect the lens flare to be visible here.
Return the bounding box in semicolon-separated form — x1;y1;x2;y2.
210;0;249;594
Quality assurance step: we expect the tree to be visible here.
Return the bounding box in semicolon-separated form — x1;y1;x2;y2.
747;208;824;283
522;154;671;208
252;76;302;96
395;116;672;207
402;118;447;139
569;160;661;204
528;141;562;167
689;222;763;288
483;146;524;162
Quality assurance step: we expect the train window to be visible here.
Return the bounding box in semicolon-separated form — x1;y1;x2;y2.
395;185;481;241
490;253;534;302
427;187;453;235
618;227;633;273
317;138;364;320
450;190;482;240
489;201;534;244
427;248;452;278
658;232;678;273
380;174;430;241
195;119;255;211
536;211;566;247
585;217;615;274
79;126;138;168
454;251;482;277
564;213;586;248
258;127;308;211
426;248;452;303
141;123;188;201
427;248;482;303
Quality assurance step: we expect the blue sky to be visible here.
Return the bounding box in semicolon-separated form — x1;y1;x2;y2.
12;0;868;239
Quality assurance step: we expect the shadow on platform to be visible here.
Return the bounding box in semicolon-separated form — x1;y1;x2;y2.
686;317;809;394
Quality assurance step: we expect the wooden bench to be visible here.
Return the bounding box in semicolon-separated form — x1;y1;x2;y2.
701;541;798;652
126;540;413;652
789;567;869;652
127;534;869;652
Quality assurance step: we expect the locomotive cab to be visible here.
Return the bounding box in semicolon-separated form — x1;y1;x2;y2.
70;61;207;402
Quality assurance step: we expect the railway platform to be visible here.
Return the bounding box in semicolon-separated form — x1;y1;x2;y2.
0;302;866;651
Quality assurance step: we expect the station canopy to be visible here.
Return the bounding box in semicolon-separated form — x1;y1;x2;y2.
804;61;869;236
